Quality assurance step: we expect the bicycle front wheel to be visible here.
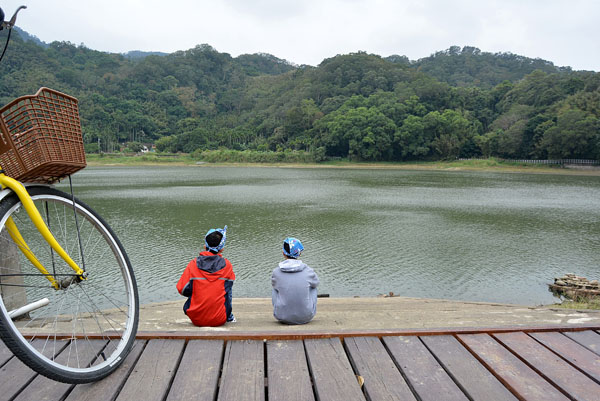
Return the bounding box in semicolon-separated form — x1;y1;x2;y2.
0;186;139;383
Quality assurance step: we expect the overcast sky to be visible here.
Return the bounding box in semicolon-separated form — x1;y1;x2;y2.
3;0;599;71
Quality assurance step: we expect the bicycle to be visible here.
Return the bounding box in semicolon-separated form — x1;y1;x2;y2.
0;6;139;384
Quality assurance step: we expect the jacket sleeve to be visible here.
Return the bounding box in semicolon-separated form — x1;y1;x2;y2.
307;267;319;288
271;269;279;307
271;269;277;288
176;260;194;296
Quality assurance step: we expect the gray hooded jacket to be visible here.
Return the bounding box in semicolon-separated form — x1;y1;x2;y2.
271;259;319;324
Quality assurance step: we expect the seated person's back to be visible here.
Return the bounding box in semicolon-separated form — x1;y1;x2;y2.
176;226;235;327
271;237;319;324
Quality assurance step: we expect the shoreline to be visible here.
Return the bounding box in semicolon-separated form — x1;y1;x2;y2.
135;296;600;333
85;157;600;177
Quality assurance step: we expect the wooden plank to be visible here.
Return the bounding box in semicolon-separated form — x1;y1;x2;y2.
64;340;146;401
0;357;36;401
344;336;417;401
0;339;57;400
115;339;185;401
13;340;106;401
458;334;569;401
267;340;315;401
494;332;600;400
564;330;600;355
383;336;468;401
0;340;13;366
530;331;600;384
421;335;518;401
134;324;600;340
166;340;224;401
217;340;265;401
304;338;366;401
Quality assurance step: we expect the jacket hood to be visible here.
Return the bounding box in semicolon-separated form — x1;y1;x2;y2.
278;258;307;273
197;252;227;274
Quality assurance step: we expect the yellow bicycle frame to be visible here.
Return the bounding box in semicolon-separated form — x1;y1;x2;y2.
0;172;84;290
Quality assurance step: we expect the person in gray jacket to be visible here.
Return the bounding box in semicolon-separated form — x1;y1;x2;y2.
271;237;320;324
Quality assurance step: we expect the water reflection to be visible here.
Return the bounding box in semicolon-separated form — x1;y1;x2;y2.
58;166;600;306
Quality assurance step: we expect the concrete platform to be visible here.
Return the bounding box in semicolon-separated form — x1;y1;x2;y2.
137;296;600;332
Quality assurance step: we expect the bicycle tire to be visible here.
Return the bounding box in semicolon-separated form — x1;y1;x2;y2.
0;186;139;383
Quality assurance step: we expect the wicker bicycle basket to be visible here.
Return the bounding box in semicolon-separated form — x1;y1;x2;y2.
0;87;86;183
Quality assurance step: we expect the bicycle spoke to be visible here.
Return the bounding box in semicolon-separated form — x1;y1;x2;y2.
76;284;126;335
70;292;82;369
0;283;55;289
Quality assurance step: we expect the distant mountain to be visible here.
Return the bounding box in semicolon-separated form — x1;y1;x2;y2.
1;28;597;163
122;50;168;60
401;45;572;89
14;27;48;48
10;26;584;87
235;52;296;76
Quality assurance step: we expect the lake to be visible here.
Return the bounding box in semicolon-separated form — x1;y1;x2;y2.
57;165;600;306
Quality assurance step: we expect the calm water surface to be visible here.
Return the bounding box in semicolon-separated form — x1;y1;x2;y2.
58;166;600;306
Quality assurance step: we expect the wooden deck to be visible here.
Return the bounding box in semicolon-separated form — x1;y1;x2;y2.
0;325;599;401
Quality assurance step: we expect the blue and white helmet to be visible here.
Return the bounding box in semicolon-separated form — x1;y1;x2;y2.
205;225;227;253
282;237;304;259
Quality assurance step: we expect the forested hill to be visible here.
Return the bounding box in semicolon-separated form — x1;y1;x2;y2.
1;29;598;162
399;45;573;89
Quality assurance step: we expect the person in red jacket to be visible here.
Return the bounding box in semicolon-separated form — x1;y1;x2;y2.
176;226;236;326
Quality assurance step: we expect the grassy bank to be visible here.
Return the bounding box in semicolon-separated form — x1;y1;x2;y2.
551;299;600;310
85;153;600;175
86;153;195;165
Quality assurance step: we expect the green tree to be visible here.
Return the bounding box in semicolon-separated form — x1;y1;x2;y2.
474;132;499;158
125;142;144;153
489;105;533;157
315;105;396;161
421;110;476;159
155;135;176;152
538;108;600;159
395;115;429;159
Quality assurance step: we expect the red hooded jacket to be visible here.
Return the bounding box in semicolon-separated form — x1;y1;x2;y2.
176;251;235;327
